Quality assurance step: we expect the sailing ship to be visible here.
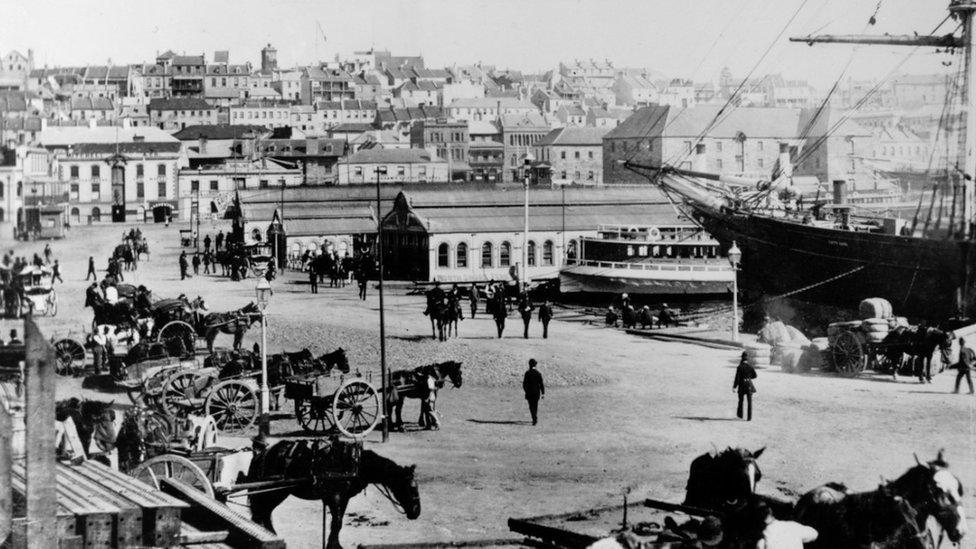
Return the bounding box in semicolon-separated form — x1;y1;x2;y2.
625;0;976;322
559;224;734;295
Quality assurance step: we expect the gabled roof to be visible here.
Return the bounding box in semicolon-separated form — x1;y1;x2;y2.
557;105;586;117
84;66;131;80
413;67;450;79
70;96;114;111
343;148;444;164
173;55;205;66
606;105;805;140
536;127;609;146
157;50;177;60
399;81;441;93
499;112;549;130
148;98;214;111
172;124;270;141
206;64;249;75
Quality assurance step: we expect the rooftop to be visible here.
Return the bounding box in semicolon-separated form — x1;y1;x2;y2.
343;148;444;164
148;98;214;111
172;124;271;141
536;127;609;147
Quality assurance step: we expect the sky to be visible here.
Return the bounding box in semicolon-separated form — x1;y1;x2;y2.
0;0;957;88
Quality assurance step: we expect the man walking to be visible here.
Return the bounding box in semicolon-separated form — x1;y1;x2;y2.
86;256;97;281
357;268;368;300
538;300;553;339
522;359;544;425
733;352;757;421
203;251;212;274
954;337;975;394
192;252;201;275
52;260;63;283
179;251;189;280
309;265;319;293
492;296;506;338
215;230;224;251
203;233;212;252
469;283;480;319
518;294;534;339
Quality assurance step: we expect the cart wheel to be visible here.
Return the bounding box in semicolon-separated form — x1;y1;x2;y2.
832;331;866;377
161;371;211;418
158;321;196;356
53;339;86;376
130;454;214;499
295;398;335;433
141;367;182;411
204;380;258;434
332;379;380;438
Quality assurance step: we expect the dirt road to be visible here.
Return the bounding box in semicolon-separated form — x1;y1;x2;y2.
6;222;974;548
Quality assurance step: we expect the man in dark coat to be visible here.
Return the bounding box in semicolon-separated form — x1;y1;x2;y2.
469;283;480;319
356;267;368;300
424;281;445;316
309;265;319;293
491;295;507;338
192;253;201;275
522;359;545;425
733;352;758;421
954;337;975;394
538;300;553;339
518;294;534;339
85;283;102;309
179;251;189;280
203;234;212;252
215;231;224;251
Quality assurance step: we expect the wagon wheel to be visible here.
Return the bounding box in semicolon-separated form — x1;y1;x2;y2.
161;371;212;418
157;320;196;356
138;367;182;411
53;338;86;376
295;398;335;433
130;454;214;499
204;380;258;434
332;379;381;438
832;331;866;377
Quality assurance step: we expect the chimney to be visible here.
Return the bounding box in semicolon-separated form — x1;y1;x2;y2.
832;179;848;205
694;142;707;172
778;142;792;179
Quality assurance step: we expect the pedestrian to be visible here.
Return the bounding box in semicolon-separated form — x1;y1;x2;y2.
954;337;975;395
420;373;440;430
309;265;319;293
518;294;534;339
90;328;107;374
203;251;211;274
491;294;506;338
215;230;224;251
7;329;23;346
179;251;189;280
538;300;553;339
357;268;368;300
522;359;544;425
203;234;212;252
85;256;98;282
755;502;818;549
52;260;63;283
43;243;52;264
192;253;201;275
733;352;758;421
469;283;480;319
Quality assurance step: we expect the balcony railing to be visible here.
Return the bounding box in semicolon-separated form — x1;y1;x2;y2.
565;258;733;273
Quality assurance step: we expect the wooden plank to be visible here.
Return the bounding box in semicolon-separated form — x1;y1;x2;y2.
58;464;143;547
0;405;10;547
179;522;230;544
24;316;57;548
159;477;285;549
70;461;186;547
507;517;599;549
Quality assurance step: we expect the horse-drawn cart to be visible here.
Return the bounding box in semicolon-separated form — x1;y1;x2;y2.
1;265;58;318
284;371;381;438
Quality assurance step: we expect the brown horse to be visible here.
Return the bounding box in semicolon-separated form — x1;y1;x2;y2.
247;439;420;549
201;302;261;352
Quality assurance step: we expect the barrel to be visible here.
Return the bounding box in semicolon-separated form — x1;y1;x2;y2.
859;298;893;320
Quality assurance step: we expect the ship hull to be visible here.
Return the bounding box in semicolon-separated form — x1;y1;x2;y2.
559;264;733;296
691;206;976;321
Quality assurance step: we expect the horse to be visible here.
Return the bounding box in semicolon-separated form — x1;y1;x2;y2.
201;302;262;352
442;295;464;338
55;399;122;467
388;361;463;431
317;348;350;373
426;299;449;341
90;300;139;330
247;439;421;549
882;326;954;382
621;304;637;329
637;306;654;329
794;451;965;548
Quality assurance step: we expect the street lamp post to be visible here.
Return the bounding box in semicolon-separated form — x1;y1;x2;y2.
375;166;389;442
255;278;272;436
521;153;535;291
728;241;742;342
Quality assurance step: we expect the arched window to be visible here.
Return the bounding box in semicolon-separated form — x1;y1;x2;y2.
527;240;537;266
437;242;450;268
499;241;511;267
481;242;493;268
70;207;80;224
456;242;468;268
542;240;554;266
91;207;101;222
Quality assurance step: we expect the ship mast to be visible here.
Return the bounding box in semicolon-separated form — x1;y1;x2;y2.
790;0;976;238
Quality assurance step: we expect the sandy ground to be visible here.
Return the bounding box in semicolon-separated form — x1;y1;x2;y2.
5;221;976;549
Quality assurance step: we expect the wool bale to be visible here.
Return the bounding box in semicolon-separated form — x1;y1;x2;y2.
810;337;830;351
859;298;893;320
778;345;805;372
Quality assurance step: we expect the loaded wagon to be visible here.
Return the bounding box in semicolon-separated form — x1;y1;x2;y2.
826;298;910;377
